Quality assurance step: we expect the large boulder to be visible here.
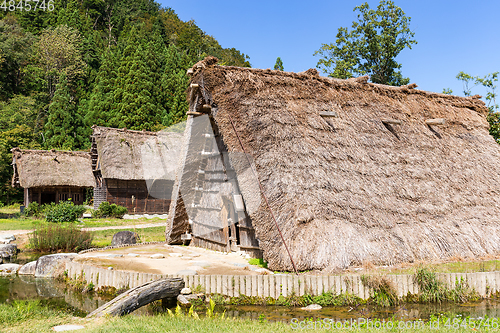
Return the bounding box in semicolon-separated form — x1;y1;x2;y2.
0;244;18;257
0;263;21;276
18;261;37;275
34;253;77;278
111;231;139;246
0;234;15;244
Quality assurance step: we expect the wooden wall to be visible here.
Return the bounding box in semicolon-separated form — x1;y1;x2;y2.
27;186;87;206
103;179;173;214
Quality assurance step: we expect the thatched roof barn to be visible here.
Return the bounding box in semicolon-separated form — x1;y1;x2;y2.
11;148;94;206
91;126;183;214
167;56;500;272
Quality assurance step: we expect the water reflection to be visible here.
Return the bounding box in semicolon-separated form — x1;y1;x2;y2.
2;276;500;322
222;301;500;323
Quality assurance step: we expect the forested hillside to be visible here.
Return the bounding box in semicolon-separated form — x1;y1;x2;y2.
0;0;250;204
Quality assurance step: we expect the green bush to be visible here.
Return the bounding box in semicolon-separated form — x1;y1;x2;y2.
29;223;93;252
25;202;43;218
44;200;86;222
92;202;127;218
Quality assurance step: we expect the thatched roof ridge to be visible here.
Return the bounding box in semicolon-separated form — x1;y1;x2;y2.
189;57;487;114
11;147;94;188
92;126;183;181
186;57;500;272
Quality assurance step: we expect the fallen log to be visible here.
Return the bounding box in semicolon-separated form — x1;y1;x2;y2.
86;277;184;318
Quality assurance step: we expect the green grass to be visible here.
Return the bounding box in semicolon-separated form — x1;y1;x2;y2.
91;226;166;247
78;216;166;228
0;203;21;214
0;300;74;332
1;300;498;333
4;310;499;333
0;216;165;232
247;258;267;268
0;218;39;231
363;260;500;276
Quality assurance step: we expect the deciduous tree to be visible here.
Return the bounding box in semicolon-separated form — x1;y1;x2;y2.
315;0;416;86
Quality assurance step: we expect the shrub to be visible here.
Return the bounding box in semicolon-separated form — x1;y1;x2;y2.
92;201;128;218
44;200;86;222
29;223;93;252
25;202;43;218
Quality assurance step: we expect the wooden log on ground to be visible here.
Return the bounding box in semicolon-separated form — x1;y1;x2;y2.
86;277;184;318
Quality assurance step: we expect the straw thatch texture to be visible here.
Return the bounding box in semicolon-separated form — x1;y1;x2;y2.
187;57;500;272
92;126;183;181
11;148;94;188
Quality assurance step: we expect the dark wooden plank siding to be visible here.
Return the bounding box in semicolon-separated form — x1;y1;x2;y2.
104;179;172;214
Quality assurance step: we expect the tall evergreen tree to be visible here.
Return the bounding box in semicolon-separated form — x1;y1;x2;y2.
44;75;86;149
112;28;163;130
161;44;189;126
84;49;118;127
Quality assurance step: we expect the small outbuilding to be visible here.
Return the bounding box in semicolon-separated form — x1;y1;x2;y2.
90;126;183;214
11;148;95;206
167;56;500;272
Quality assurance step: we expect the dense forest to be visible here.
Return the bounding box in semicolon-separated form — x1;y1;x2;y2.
0;0;251;204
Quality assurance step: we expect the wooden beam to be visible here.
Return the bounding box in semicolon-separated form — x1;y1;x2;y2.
382;119;402;125
190;83;199;89
319;111;338;117
202;104;211;110
425;118;446;126
186;68;194;75
186;111;202;116
87;278;184;318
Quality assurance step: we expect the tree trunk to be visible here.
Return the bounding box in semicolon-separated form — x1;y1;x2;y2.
86;278;184;318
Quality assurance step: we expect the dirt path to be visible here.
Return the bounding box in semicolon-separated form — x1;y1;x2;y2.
76;243;269;276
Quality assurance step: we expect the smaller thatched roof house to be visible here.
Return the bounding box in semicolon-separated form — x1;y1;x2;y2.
11;148;95;206
91;126;183;214
167;56;500;272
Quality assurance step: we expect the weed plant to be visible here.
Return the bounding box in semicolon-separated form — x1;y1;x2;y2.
361;275;399;307
412;267;480;303
29;223;93;252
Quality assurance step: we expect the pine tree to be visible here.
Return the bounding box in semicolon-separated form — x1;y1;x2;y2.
84;49;118;127
113;31;161;130
161;44;189;127
44;75;86;149
274;57;284;71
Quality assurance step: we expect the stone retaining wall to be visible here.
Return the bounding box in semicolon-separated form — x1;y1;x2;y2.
65;262;500;299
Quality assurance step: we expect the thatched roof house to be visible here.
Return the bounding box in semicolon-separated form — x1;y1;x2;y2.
91;126;183;214
11;148;94;206
167;56;500;272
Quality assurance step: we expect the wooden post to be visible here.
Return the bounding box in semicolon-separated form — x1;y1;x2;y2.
24;188;29;207
382;119;402;125
319;111;338;117
425;118;446;126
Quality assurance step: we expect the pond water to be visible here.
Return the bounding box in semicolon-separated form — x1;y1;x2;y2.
2;276;500;323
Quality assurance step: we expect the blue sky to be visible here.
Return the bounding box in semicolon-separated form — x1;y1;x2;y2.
158;0;499;98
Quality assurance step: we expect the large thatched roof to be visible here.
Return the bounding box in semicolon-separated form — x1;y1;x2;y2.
183;56;500;272
91;126;183;181
11;148;95;188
